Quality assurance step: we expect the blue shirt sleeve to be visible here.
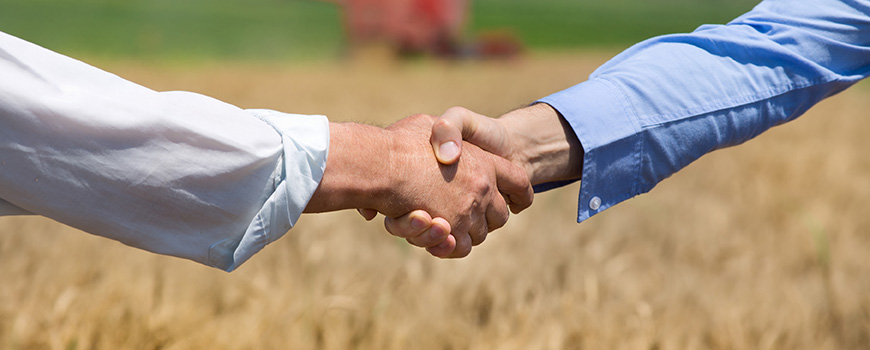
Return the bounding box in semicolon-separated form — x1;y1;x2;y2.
537;0;870;222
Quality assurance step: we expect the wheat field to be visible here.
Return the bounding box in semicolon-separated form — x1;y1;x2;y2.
1;53;868;350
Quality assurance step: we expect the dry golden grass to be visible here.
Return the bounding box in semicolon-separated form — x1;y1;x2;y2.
1;53;869;350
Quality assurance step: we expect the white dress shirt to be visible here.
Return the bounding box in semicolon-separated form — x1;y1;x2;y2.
0;31;330;271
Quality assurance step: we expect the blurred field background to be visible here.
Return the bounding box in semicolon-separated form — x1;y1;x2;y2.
0;0;761;61
2;0;869;349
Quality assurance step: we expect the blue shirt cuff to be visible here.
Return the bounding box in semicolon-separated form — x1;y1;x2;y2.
538;78;643;222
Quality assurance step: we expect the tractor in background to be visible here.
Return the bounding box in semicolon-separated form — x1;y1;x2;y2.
324;0;522;59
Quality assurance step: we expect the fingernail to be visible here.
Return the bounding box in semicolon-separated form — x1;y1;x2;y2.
410;216;428;230
439;141;459;161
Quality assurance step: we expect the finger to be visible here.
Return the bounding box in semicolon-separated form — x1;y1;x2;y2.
485;189;510;234
468;209;490;246
384;210;433;240
447;230;473;258
426;232;456;258
491;155;534;213
357;208;378;221
431;107;508;164
406;217;452;248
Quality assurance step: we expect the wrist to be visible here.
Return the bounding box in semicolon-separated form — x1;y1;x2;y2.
499;103;583;185
304;122;393;213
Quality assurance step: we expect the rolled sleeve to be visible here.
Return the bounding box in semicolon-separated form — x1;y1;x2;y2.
0;30;331;272
210;110;329;271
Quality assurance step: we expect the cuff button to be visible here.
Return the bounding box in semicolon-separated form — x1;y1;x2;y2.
589;196;602;211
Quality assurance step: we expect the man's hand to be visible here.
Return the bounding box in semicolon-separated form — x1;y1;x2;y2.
306;114;533;258
431;104;584;185
380;114;533;257
383;104;584;242
431;106;517;165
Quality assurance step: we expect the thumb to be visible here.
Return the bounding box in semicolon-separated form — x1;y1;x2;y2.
431;106;510;165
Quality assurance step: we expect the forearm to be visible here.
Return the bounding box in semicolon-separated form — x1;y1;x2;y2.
304;122;394;213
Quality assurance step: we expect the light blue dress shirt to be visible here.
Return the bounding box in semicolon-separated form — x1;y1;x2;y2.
538;0;870;222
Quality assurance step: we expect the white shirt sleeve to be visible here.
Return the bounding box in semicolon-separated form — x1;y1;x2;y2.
0;31;329;271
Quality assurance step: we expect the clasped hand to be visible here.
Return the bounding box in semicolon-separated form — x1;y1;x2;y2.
307;103;578;258
357;103;582;258
367;113;532;258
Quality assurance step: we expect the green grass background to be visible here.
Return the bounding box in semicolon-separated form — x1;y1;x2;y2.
0;0;760;61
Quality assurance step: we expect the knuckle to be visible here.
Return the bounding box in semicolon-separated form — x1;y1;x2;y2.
471;177;491;195
455;246;471;258
471;232;487;246
433;117;454;130
453;236;472;258
491;215;507;231
384;220;397;235
384;219;407;237
446;106;469;115
469;199;482;211
457;200;478;220
410;113;436;123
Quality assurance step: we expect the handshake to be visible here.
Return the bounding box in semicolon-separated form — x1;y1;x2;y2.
304;103;584;258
